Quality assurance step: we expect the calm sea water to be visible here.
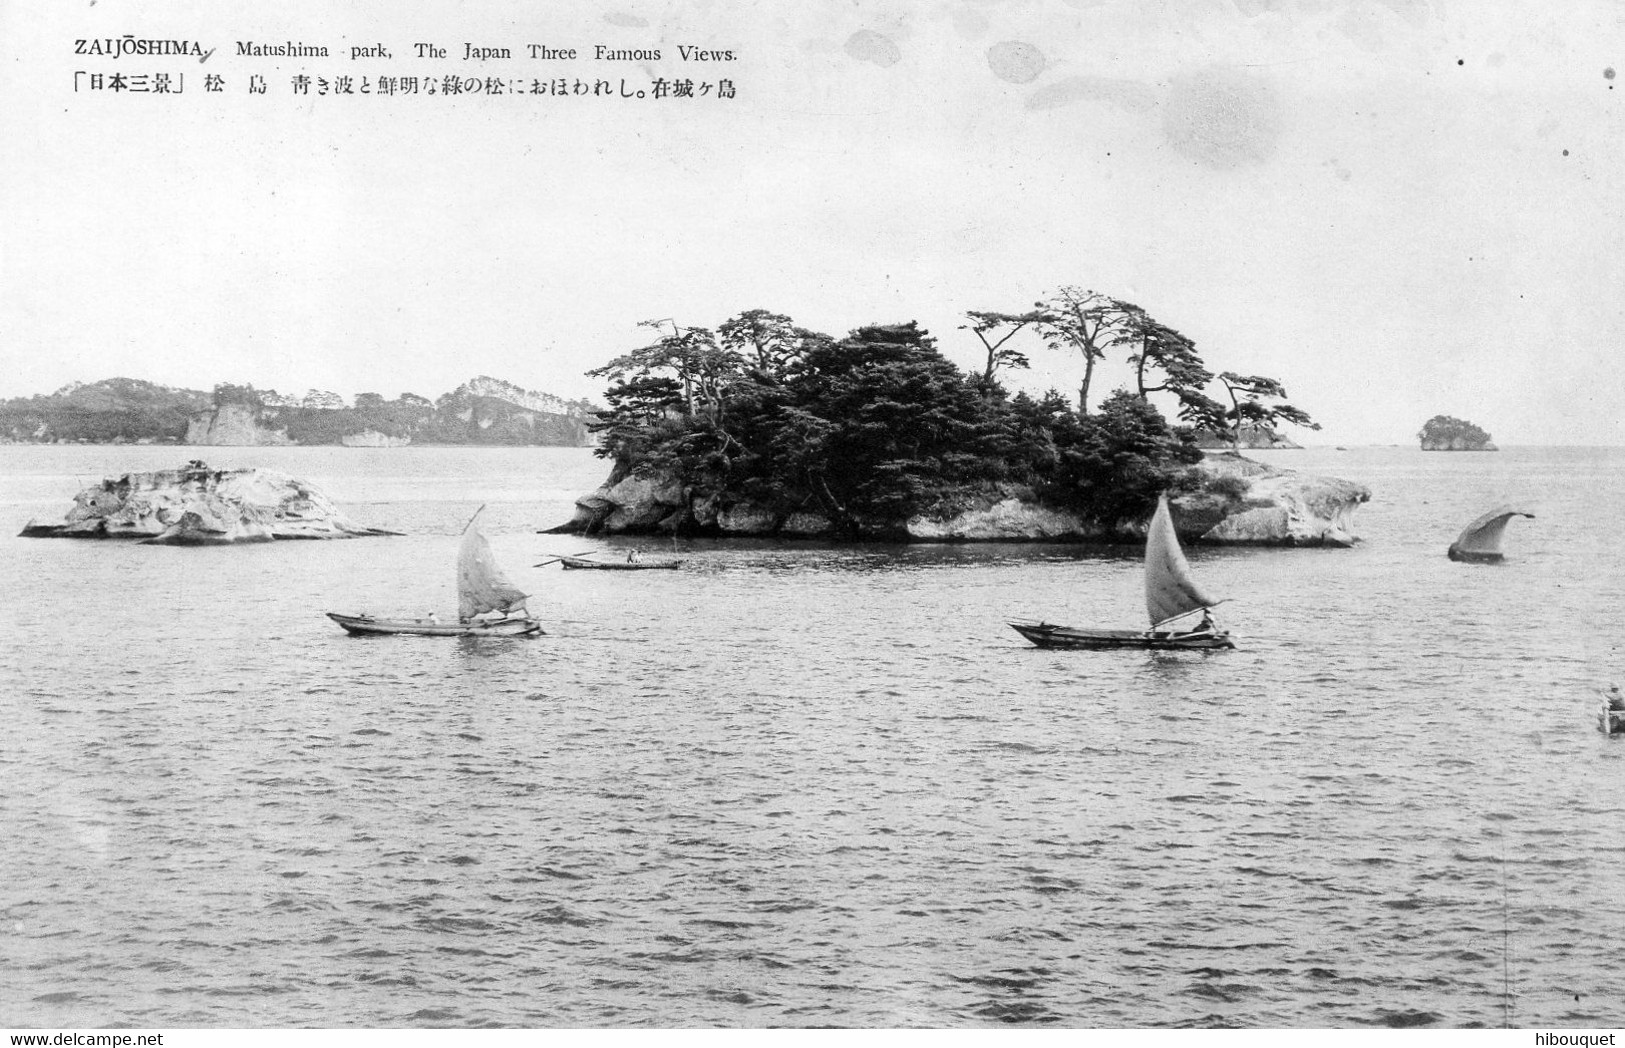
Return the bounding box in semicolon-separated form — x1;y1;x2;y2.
2;444;1622;1028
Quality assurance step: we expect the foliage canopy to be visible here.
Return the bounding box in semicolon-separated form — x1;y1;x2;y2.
587;310;1213;535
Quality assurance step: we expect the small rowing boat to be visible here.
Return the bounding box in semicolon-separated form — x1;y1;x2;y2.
557;555;682;571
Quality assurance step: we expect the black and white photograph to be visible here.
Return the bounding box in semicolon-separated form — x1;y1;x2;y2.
2;0;1622;1034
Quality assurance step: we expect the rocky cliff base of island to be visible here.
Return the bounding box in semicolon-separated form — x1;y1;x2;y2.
1420;436;1499;451
19;461;399;544
549;451;1370;547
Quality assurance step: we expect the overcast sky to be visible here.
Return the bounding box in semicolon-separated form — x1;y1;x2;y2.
2;0;1620;445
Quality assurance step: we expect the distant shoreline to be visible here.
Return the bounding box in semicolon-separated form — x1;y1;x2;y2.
1;375;600;448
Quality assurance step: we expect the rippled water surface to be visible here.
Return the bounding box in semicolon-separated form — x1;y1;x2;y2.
3;444;1623;1028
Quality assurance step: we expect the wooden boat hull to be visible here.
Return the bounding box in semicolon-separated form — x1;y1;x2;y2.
558;557;682;571
326;612;543;637
1009;621;1234;650
1448;546;1504;563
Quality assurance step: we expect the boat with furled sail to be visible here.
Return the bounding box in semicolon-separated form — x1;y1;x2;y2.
535;547;684;570
1009;494;1234;650
327;509;543;636
1447;506;1534;563
555;554;683;571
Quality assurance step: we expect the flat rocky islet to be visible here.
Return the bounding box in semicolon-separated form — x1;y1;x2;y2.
19;461;399;544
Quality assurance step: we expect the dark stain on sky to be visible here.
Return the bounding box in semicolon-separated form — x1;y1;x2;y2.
986;41;1045;84
1162;68;1283;170
845;30;901;68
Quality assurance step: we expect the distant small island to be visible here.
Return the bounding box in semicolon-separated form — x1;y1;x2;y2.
551;298;1365;545
1419;414;1497;451
0;376;599;447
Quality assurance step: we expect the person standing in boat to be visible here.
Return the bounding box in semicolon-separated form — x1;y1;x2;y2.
627;550;640;563
1196;609;1216;633
1602;684;1625;736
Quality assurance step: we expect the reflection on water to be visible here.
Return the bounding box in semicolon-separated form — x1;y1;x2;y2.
1;444;1623;1027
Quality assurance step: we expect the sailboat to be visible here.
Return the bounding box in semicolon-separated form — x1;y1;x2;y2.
327;510;543;636
1447;506;1534;563
1009;494;1234;650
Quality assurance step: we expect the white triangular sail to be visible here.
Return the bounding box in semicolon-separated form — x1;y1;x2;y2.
457;526;530;623
1449;505;1533;557
1144;495;1220;628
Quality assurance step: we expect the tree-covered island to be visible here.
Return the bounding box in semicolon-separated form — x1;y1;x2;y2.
560;292;1359;543
1418;415;1497;451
